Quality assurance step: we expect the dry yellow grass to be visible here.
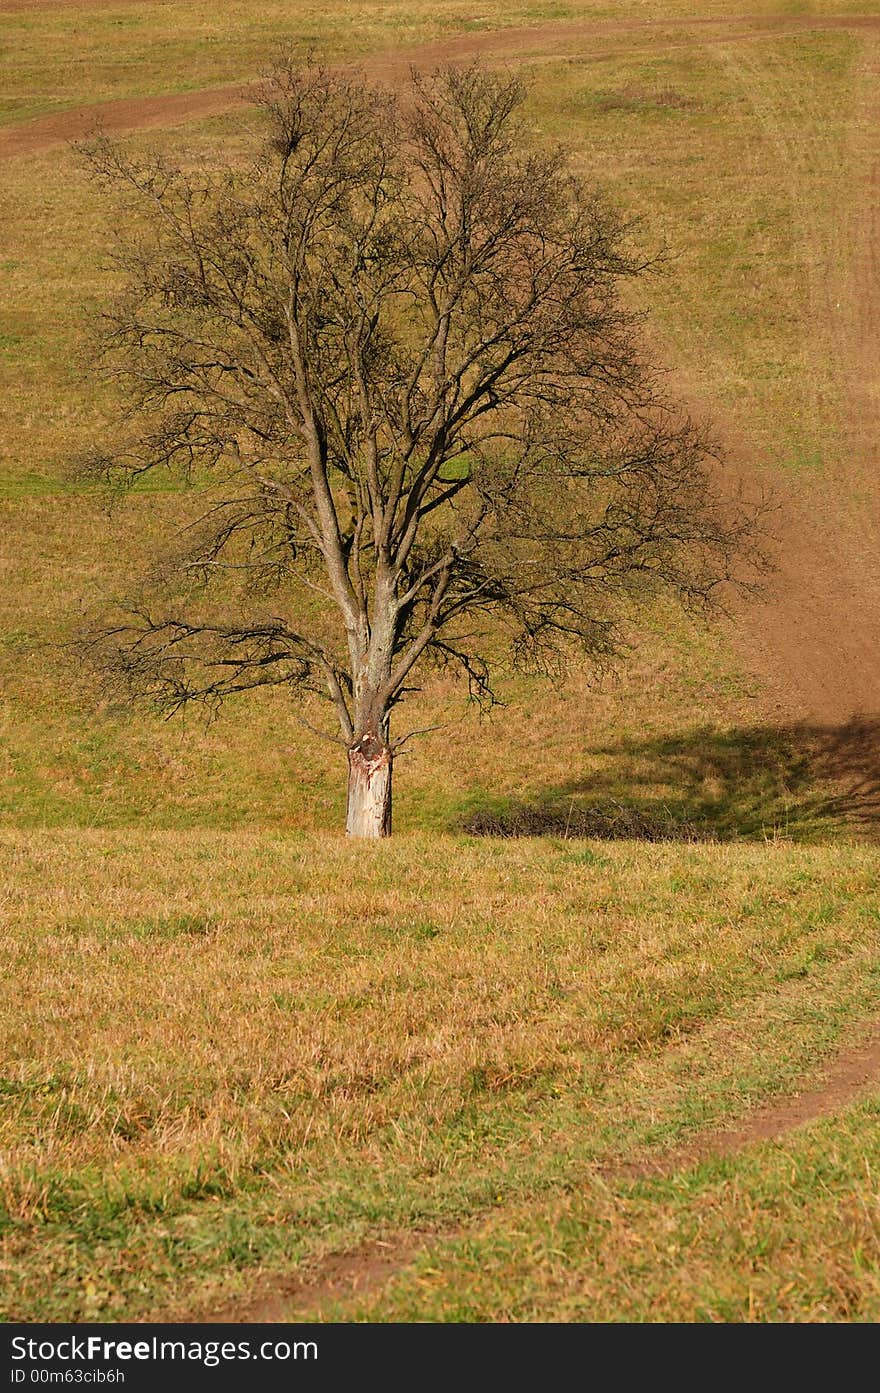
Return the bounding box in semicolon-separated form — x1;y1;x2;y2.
1;830;879;1318
2;0;880;1324
338;1100;880;1321
1;19;874;830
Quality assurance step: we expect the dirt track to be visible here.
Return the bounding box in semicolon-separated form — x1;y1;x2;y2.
3;12;880;159
613;1015;880;1180
2;9;877;722
195;1012;880;1322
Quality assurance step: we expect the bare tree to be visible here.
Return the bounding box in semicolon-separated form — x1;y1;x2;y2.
83;59;756;837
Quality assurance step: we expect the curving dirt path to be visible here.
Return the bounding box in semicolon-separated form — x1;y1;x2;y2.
3;12;880;161
0;84;252;159
200;1234;437;1325
611;1014;880;1181
190;1013;880;1322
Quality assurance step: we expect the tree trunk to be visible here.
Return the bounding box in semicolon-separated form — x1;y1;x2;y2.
346;732;392;838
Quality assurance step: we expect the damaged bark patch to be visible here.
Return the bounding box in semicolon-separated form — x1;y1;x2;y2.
346;740;393;838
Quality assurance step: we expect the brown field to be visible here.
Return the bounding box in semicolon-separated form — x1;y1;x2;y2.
1;0;879;1322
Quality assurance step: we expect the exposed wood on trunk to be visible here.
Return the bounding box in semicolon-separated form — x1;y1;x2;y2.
346;734;393;838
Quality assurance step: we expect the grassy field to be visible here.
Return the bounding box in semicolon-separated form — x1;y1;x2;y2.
1;0;879;1322
342;1100;880;1320
1;5;874;831
2;831;879;1320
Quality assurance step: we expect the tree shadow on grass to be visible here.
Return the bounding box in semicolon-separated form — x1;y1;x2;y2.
462;718;880;843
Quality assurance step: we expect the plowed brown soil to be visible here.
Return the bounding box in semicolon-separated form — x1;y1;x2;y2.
725;31;880;724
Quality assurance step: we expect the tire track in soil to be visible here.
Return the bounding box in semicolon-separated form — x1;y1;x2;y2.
193;1015;880;1322
609;1013;880;1181
716;31;880;723
197;25;880;1320
3;12;880;161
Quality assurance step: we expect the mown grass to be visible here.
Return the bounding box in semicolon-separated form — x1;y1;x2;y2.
1;830;879;1320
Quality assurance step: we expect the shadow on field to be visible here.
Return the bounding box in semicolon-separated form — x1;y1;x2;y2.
463;717;880;842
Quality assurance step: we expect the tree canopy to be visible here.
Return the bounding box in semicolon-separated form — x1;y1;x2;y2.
83;59;758;834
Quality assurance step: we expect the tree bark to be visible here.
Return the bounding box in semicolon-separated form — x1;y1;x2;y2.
346;732;392;838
